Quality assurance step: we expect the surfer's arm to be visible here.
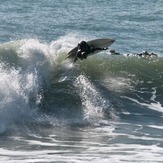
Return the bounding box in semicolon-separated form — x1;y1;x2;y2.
102;47;108;50
90;47;108;53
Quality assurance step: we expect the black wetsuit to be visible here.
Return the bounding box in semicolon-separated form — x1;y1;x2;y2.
76;41;108;61
77;41;91;60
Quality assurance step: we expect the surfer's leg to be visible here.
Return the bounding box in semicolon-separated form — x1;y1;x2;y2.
74;57;78;63
81;52;88;59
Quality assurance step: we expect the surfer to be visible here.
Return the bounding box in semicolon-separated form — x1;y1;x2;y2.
66;38;115;62
76;41;108;61
110;49;121;55
136;51;158;57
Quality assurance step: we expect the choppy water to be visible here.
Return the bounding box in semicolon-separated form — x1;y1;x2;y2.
0;0;163;162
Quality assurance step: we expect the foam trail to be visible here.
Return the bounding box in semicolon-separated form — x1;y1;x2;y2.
74;75;110;123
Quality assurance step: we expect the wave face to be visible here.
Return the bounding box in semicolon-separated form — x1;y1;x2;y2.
0;36;163;134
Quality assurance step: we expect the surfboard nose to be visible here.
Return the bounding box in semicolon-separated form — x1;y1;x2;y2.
111;39;115;43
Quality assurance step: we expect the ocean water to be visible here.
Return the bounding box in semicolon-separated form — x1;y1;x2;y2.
0;0;163;162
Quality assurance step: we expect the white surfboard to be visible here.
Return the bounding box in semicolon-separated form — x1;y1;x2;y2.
66;38;115;62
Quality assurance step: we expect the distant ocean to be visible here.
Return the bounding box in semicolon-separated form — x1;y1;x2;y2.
0;0;163;162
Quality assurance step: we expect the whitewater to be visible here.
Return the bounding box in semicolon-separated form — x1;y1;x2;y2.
0;0;163;162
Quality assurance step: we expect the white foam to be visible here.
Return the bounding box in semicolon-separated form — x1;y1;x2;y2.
74;75;111;122
0;36;90;133
0;64;41;132
0;39;57;133
50;33;94;58
122;96;163;113
103;76;134;93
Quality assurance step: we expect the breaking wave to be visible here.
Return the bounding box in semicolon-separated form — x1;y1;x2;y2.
0;34;163;134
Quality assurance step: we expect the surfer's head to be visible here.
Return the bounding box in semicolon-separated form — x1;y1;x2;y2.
110;50;115;54
78;41;91;51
